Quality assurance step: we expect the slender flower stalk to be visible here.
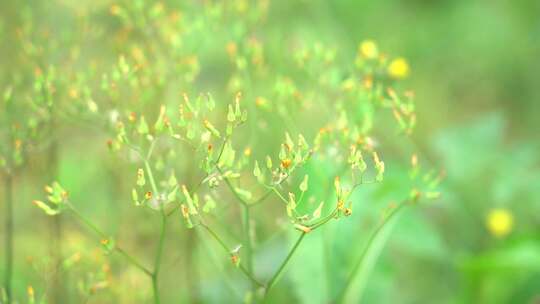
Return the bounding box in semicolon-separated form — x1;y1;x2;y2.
143;149;166;304
199;222;264;288
334;201;408;303
4;173;13;304
69;207;153;276
47;103;64;304
152;215;167;304
264;232;306;297
242;204;255;295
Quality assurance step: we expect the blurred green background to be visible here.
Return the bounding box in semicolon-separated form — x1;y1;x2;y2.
1;0;540;303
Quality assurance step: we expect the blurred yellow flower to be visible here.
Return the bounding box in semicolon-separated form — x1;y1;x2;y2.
359;40;378;59
388;57;410;79
486;208;513;237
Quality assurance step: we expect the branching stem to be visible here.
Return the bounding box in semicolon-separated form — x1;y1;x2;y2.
335;200;408;303
4;173;13;304
68;207;153;276
199;222;264;287
264;232;306;297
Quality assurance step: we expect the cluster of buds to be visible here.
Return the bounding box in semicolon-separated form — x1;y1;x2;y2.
334;177;353;218
408;153;444;203
253;133;312;186
372;151;385;182
32;182;69;216
179;185;216;228
226;92;248;135
131;169;179;211
387;88;416;135
348;145;368;174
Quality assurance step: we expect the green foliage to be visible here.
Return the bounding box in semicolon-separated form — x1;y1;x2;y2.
1;0;538;303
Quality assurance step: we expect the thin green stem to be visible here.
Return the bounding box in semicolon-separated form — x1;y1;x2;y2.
68;207;153;276
242;205;255;293
335;201;408;303
69;207;106;239
309;209;338;231
265;232;306;296
132;140;166;304
220;169;277;209
221;175;248;206
4;173;13;304
116;247;153;277
248;189;273;208
199;222;264;287
270;187;288;205
152;215;167;304
146;138;158;160
46;101;64;304
144;160;158;195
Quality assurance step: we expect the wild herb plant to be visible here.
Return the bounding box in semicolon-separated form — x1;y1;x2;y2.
33;46;440;304
3;1;444;303
0;6;106;302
